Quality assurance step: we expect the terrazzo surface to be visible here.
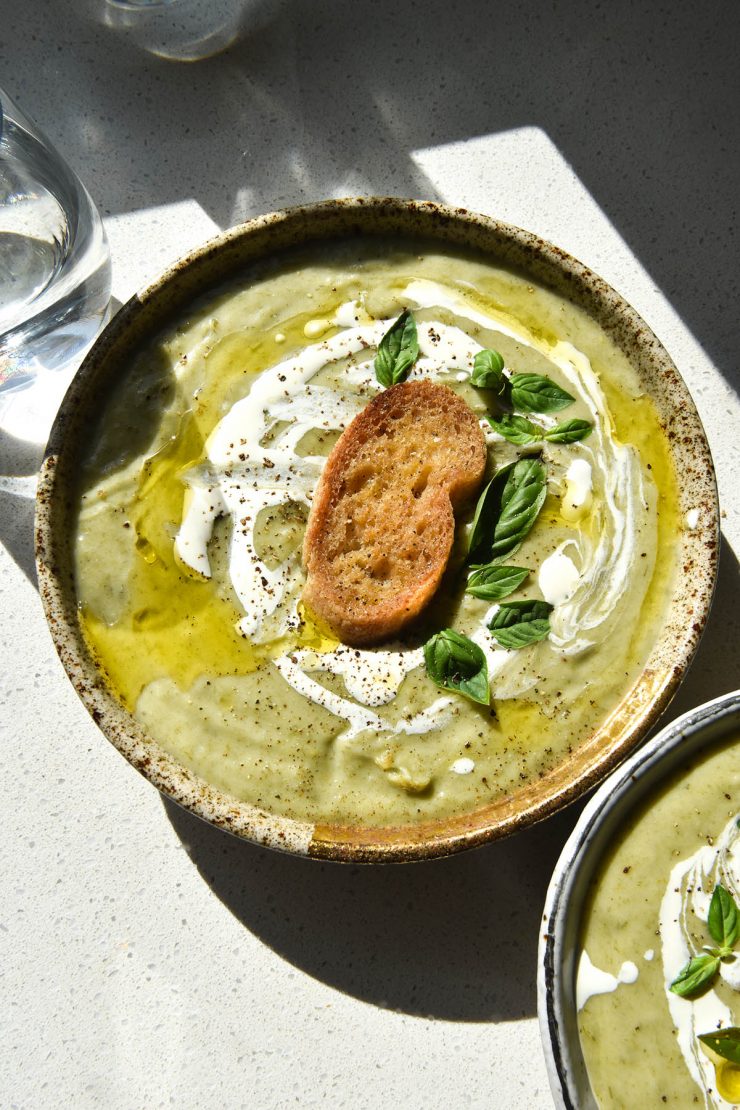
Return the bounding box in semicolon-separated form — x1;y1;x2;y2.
1;2;739;1106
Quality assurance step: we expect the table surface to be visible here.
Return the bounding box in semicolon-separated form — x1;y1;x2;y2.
2;2;739;1107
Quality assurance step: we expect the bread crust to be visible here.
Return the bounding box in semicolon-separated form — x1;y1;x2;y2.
302;380;486;645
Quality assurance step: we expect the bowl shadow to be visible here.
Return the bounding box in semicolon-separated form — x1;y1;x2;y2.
163;794;585;1022
662;536;740;722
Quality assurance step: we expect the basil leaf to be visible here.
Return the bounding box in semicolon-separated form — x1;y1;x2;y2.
708;884;740;950
468;457;547;563
543;419;594;444
467;464;513;562
669;953;720;997
494;456;548;560
488;599;552;649
698;1027;740;1065
487;413;543;446
510;373;574;413
466;564;530;601
374;310;419;387
423;629;490;706
471;349;506;392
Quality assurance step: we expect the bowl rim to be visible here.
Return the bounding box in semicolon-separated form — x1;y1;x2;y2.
35;195;720;863
537;688;740;1108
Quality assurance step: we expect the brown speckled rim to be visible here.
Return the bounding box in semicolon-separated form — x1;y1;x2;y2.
35;197;719;863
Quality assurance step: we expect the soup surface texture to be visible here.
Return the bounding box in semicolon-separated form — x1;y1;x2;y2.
577;735;740;1108
74;239;681;826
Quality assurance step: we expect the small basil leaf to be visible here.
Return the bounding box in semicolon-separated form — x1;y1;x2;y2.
488;599;553;649
698;1027;740;1065
510;373;575;413
471;349;506;392
543;418;594;444
466;564;530;601
374;310;419;387
669;953;720;997
487;413;543;446
423;629;490;706
708;884;740;949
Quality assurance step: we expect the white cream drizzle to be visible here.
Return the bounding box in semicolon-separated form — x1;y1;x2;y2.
546;344;648;646
659;813;740;1107
576;950;639;1011
333;298;367;327
174;484;226;577
274;651;454;743
172;279;651;740
561;458;593;521
539;545;581;607
286;644;423;708
179;325;381;640
451;758;475;775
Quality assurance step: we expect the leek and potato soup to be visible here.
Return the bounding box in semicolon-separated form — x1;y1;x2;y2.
74;240;682;826
577;736;740;1108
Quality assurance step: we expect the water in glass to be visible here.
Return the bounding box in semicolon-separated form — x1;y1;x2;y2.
0;91;111;423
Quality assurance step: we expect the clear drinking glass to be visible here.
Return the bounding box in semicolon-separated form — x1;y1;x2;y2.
0;88;111;430
102;0;254;61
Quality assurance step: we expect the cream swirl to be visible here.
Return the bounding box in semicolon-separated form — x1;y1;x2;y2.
660;814;740;1107
173;280;655;725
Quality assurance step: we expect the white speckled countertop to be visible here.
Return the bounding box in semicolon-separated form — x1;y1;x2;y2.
1;3;739;1107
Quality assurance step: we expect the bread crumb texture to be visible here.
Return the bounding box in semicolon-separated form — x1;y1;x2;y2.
302;380;486;645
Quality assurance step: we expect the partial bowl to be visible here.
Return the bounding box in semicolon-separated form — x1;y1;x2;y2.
35;197;719;862
538;690;740;1108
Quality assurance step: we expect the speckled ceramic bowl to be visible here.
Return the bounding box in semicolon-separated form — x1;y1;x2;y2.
35;197;718;862
538;690;740;1108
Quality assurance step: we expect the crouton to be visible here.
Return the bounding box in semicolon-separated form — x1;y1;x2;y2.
302;379;486;645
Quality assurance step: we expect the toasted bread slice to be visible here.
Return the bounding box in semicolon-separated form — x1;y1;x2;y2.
302;380;486;646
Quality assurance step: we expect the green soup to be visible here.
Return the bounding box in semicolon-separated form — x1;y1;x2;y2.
74;239;680;826
578;735;740;1107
